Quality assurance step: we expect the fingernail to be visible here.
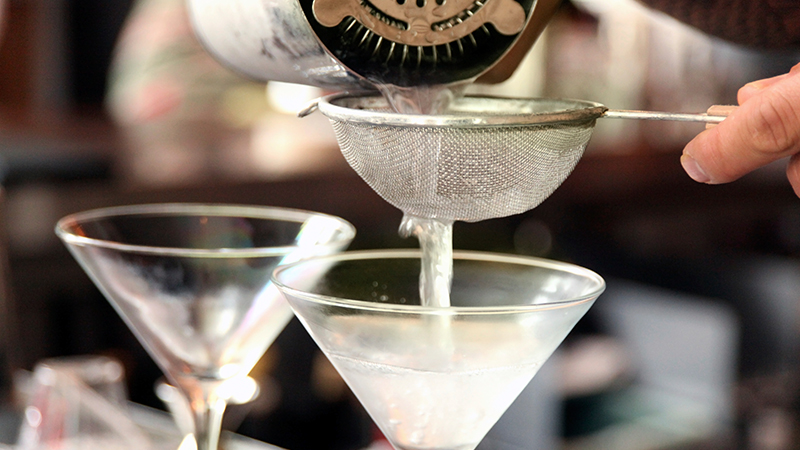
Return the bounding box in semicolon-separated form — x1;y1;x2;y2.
681;154;711;183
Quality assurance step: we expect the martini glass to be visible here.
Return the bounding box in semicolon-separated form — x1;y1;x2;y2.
55;203;355;450
273;249;604;450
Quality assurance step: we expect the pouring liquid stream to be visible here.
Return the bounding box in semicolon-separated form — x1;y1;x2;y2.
399;214;454;308
381;82;467;308
377;82;468;116
399;214;457;365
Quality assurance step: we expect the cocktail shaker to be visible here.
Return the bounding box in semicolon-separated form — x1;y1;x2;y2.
188;0;369;89
187;0;536;88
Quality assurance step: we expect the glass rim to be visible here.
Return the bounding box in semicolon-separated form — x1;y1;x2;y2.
272;249;605;314
55;203;356;257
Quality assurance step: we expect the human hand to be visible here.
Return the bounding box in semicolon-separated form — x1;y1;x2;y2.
681;62;800;196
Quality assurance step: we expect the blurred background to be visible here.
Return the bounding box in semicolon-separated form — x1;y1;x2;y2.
0;0;798;449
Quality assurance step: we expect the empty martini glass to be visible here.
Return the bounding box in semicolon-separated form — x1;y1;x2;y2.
55;203;355;450
273;249;604;450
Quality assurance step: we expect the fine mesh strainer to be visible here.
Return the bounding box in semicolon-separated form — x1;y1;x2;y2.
303;93;731;222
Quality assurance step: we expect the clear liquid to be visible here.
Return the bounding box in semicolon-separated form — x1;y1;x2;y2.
377;82;468;115
383;84;465;308
400;214;453;308
328;352;539;450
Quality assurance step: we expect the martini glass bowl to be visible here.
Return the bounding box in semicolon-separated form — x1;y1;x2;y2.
55;203;355;450
273;249;605;450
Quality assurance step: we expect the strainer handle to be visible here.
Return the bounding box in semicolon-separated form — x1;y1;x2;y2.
297;99;321;118
603;105;736;124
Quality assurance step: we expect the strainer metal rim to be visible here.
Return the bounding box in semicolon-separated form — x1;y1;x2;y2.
315;93;608;128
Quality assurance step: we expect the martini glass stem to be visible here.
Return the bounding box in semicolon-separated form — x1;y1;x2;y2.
185;381;228;450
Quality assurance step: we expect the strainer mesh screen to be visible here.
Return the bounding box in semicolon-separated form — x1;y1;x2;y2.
325;98;597;222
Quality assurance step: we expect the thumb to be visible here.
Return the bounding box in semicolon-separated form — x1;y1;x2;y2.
681;66;800;184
